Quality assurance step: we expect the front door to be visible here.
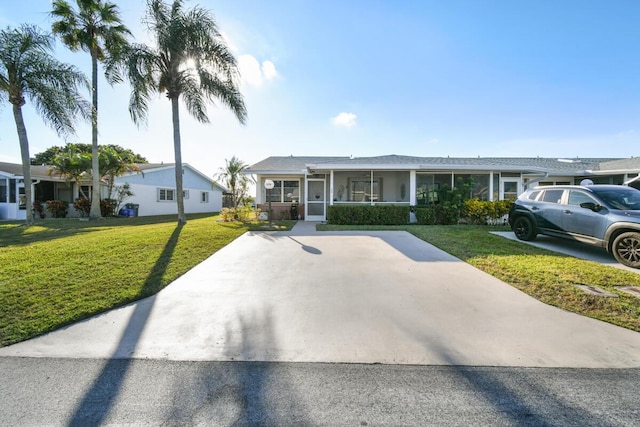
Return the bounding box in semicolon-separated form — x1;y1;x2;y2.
500;178;521;200
306;179;326;221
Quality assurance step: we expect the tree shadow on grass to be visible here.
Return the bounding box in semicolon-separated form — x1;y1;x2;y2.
66;224;183;427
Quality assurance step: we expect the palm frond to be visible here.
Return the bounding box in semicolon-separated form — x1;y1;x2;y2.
1;24;89;137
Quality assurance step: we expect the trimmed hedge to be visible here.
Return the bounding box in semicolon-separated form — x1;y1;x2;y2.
413;204;460;225
461;199;512;225
327;205;410;225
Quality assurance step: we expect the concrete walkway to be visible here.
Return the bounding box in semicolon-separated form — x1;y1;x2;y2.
2;222;640;368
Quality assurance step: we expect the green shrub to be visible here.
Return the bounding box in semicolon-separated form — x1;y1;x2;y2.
237;204;257;221
219;205;258;222
327;205;409;225
462;199;513;225
45;200;68;218
413;206;436;225
220;207;235;222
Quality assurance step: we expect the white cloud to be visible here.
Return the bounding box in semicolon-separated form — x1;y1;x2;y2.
238;54;278;87
331;112;357;128
262;60;278;80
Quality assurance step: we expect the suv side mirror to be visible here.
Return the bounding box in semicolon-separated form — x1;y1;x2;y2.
580;202;602;212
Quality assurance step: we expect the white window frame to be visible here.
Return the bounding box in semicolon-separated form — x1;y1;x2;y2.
183;190;189;199
158;188;175;202
201;191;209;203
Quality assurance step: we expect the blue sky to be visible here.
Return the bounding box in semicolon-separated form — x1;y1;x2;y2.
2;0;640;177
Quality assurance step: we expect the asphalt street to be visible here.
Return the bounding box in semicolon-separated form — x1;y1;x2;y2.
2;357;639;426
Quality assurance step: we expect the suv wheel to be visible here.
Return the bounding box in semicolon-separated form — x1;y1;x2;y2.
513;216;536;241
612;232;640;268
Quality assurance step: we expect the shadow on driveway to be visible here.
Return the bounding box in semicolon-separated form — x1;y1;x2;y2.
67;225;183;426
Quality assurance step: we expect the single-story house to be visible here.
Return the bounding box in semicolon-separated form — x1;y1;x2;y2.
245;155;640;222
114;163;224;217
0;161;224;220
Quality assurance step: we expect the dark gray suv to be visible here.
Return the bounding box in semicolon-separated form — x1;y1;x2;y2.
508;185;640;268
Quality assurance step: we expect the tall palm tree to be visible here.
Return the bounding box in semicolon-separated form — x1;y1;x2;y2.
51;0;131;219
110;0;247;225
0;24;89;225
216;156;252;214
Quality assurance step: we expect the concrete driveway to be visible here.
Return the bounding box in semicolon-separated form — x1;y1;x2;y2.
2;222;640;368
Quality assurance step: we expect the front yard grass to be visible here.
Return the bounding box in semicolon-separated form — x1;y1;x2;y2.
319;224;640;332
0;214;293;347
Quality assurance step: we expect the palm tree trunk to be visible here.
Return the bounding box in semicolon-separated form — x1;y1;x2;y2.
171;97;186;225
89;52;102;218
13;104;34;226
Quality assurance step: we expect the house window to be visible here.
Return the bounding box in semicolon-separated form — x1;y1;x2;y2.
264;179;300;202
183;190;189;199
80;185;92;199
201;191;209;203
158;188;175;201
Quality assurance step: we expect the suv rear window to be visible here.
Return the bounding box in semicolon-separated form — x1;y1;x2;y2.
527;190;541;200
541;189;564;203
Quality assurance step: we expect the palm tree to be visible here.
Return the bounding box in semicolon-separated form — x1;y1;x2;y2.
0;25;89;225
47;145;93;198
110;0;247;225
51;0;131;219
216;156;252;216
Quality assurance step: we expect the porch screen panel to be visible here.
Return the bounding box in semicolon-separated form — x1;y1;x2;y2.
349;179;381;202
9;179;16;203
415;174;451;205
0;179;6;202
454;174;490;201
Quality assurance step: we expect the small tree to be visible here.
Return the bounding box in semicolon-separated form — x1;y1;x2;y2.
215;156;253;218
113;182;133;214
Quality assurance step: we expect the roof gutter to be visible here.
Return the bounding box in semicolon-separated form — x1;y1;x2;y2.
525;172;549;187
624;175;640;186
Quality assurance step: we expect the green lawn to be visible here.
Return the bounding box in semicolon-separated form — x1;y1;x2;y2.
0;214;293;347
319;224;640;332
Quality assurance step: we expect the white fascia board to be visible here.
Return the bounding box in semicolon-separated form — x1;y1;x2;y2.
586;168;640;175
245;169;306;175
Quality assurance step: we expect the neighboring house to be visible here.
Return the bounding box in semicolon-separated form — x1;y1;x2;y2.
0;162;72;220
114;163;224;217
245;155;640;222
0;161;223;220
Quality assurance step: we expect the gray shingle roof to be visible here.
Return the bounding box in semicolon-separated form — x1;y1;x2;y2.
247;154;631;174
0;162;61;180
598;157;640;171
246;156;350;173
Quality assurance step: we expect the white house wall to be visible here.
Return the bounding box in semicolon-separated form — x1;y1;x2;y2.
114;166;223;216
120;183;221;216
